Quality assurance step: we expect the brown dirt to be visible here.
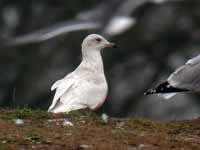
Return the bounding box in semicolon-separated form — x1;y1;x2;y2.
0;109;200;150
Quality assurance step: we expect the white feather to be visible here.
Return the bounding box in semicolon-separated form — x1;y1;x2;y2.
159;93;176;99
48;79;74;112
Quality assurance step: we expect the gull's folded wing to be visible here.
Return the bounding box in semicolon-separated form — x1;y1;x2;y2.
48;79;74;112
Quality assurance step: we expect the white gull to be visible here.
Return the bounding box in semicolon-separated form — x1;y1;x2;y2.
48;34;116;113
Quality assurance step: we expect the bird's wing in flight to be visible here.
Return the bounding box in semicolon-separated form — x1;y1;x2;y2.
103;16;135;36
103;0;149;36
168;54;200;90
48;78;74;112
6;20;101;47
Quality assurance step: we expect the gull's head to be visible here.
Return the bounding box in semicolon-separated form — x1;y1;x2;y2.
81;34;116;51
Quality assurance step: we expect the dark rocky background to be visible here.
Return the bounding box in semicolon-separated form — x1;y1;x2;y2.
0;0;200;119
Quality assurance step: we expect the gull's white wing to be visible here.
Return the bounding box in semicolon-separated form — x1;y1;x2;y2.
49;78;88;113
6;20;100;47
103;0;149;36
48;78;74;112
168;54;200;90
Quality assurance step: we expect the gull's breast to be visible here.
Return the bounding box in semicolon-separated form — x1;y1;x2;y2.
74;63;108;109
82;73;108;109
87;78;108;110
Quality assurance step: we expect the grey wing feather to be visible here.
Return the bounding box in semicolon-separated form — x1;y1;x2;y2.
168;54;200;90
185;54;200;65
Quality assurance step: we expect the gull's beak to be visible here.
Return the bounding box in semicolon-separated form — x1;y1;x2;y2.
106;42;117;48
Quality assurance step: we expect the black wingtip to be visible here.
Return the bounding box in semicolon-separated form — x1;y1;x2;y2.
144;88;156;95
144;81;189;96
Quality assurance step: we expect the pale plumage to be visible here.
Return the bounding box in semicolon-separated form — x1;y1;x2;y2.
48;34;116;113
144;54;200;99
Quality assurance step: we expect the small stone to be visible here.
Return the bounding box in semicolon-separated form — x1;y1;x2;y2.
116;122;125;129
2;140;7;144
31;145;36;149
101;113;109;123
13;119;24;125
55;133;61;139
138;144;150;148
78;144;93;150
66;133;72;136
43;140;52;144
138;144;145;147
80;120;86;124
62;119;74;126
47;118;65;122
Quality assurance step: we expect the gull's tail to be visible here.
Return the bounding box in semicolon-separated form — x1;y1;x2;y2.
144;81;189;99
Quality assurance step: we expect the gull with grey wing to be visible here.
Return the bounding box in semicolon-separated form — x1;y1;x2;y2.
144;54;200;99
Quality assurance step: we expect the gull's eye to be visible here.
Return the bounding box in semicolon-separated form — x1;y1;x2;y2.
95;38;102;42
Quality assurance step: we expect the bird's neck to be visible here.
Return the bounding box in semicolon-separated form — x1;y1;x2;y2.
80;50;104;73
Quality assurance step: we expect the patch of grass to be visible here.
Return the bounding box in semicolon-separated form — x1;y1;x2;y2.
61;110;100;123
23;133;43;141
167;122;192;130
0;143;7;150
131;117;159;126
0;114;17;120
130;117;164;128
67;109;98;118
166;122;193;134
0;108;50;120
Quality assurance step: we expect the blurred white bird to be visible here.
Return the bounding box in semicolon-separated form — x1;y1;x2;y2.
5;20;100;46
48;34;116;113
5;0;159;47
144;54;200;99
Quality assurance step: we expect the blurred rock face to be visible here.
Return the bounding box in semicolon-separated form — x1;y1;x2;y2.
1;0;200;119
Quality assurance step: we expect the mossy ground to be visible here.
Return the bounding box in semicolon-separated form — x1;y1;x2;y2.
0;108;200;150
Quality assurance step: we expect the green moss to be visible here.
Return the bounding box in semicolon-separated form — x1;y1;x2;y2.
0;143;7;150
0;114;17;120
23;133;43;141
0;108;50;120
67;109;98;118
